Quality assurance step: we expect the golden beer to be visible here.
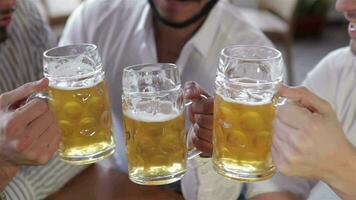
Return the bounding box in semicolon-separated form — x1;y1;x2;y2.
213;94;275;182
49;81;115;165
123;111;187;185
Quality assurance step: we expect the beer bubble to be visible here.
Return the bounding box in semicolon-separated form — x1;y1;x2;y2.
240;111;264;132
227;130;248;148
58;120;74;136
150;155;168;166
160;134;179;153
79;117;97;136
64;101;83;119
88;96;105;114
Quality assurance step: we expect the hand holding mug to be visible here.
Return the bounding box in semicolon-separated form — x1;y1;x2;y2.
0;79;60;166
272;86;353;181
184;81;214;157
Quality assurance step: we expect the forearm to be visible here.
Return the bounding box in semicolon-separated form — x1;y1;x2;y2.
323;144;356;200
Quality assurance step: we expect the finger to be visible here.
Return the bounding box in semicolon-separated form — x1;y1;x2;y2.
6;99;48;136
0;78;48;108
271;140;295;176
194;114;213;130
184;81;211;100
278;85;332;115
193;123;212;143
272;122;297;162
188;105;195;123
273;118;298;144
26;123;61;165
16;110;55;152
3;99;49;139
272;135;292;173
191;97;214;115
192;136;213;156
271;144;282;168
276;103;312;129
42;123;61;155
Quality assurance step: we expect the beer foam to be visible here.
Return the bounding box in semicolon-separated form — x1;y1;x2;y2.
48;55;95;77
49;79;102;90
218;94;272;106
123;110;182;123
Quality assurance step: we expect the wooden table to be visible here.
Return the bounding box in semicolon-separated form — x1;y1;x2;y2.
47;160;184;200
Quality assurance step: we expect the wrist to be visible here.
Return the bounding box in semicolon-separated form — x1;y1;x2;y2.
321;143;356;199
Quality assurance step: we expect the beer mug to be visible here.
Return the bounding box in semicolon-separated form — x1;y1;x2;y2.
40;44;115;165
213;45;283;182
122;63;200;185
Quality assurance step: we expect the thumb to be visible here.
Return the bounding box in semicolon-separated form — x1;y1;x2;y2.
0;78;49;107
184;81;210;101
278;85;332;115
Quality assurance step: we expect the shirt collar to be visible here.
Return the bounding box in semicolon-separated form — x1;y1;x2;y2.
135;1;221;58
188;1;221;57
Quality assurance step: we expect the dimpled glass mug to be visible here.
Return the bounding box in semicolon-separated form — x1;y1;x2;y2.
122;63;201;185
213;45;284;182
41;44;115;165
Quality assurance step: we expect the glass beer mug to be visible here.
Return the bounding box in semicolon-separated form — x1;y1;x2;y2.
122;63;199;185
213;45;284;182
41;44;115;165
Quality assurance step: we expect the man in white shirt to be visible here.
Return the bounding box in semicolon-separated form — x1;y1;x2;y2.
187;0;356;199
59;0;295;199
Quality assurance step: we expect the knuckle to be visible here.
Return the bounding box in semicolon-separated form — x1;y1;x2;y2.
321;100;333;112
194;114;201;123
4;117;17;136
38;155;51;165
298;86;309;94
33;99;48;114
25;152;38;163
279;165;292;176
29;151;50;165
16;136;32;153
184;81;196;89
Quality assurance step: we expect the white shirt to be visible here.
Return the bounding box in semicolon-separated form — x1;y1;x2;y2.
246;47;356;200
60;0;278;199
302;47;356;200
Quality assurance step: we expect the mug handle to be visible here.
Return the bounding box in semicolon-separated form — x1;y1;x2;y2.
185;94;208;160
26;91;51;103
272;95;287;108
